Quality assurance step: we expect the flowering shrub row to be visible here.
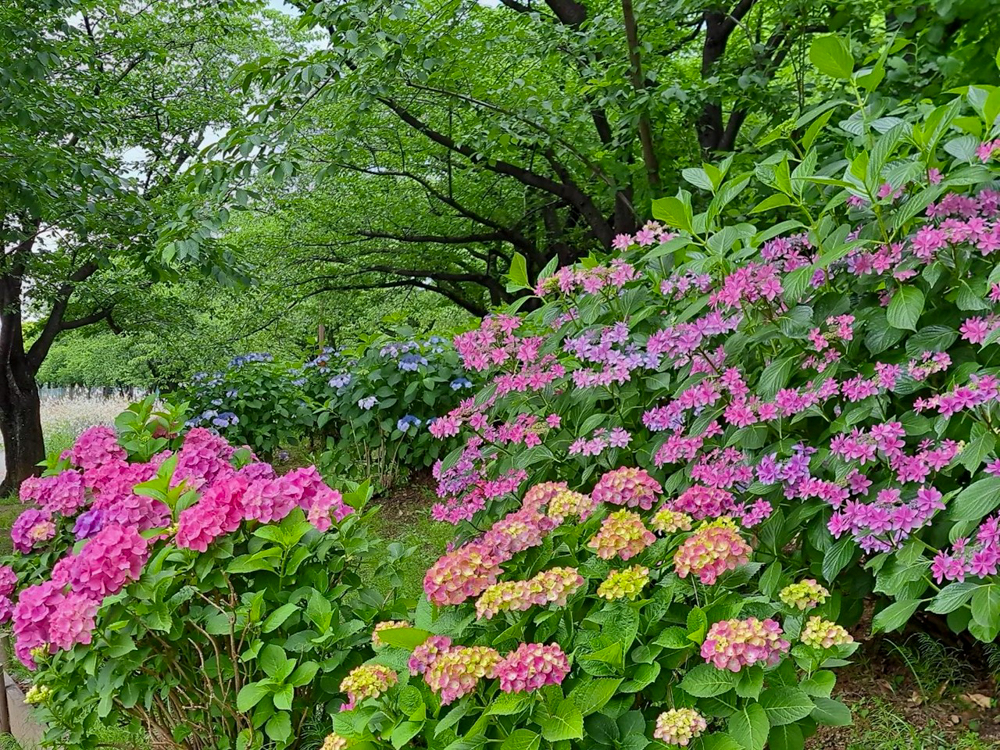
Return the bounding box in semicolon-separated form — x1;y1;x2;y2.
326;49;1000;750
178;326;472;487
1;398;403;750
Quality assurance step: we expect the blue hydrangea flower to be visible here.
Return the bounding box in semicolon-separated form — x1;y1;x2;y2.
451;377;473;390
329;372;352;389
399;353;429;372
358;396;379;410
397;414;422;432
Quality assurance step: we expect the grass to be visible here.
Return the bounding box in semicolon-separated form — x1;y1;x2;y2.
840;698;998;750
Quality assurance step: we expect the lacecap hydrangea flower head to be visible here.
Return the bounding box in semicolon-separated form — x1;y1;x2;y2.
654;709;708;747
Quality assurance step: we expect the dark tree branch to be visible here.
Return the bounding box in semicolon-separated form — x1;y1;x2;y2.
27;261;99;372
621;0;660;189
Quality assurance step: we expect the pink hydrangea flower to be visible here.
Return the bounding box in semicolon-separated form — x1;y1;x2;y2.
654;709;708;747
0;565;18;597
424;646;500;704
65;426;126;471
589;510;656;560
494;643;569;693
701;617;790;672
339;664;397;711
673;518;751;585
591;466;661;510
175;474;247;552
11;508;56;553
408;635;453;675
68;523;149;600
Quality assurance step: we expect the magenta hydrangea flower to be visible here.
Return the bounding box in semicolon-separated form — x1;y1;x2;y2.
494;643;570;693
68;523;149;600
0;596;12;624
242;475;298;524
175;474;246;552
47;593;99;651
592;466;662;510
11;508;56;553
12;581;98;669
19;470;87;516
701;618;790;672
171;427;236;490
283;466;351;530
0;565;17;597
65;426;126;470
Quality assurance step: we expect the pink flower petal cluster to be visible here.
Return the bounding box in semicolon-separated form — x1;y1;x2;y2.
68;523;149;599
931;515;1000;582
12;581;97;669
175;474;247;552
283;466;351;530
19;470;86;516
64;426;126;470
339;664;397;711
673;518;751;585
475;566;584;619
171;427;236;490
408;635;453;675
537;258;639;297
10;508;56;553
423;646;500;705
700;617;790;672
653;709;708;747
589;510;656;560
494;643;569;693
591;466;661;510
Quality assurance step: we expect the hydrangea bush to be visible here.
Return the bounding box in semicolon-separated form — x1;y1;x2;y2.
179;327;471;487
322;42;1000;750
1;398;404;750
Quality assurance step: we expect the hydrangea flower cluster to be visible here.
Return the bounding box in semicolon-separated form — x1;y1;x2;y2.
800;617;854;649
597;565;649;600
339;664;398;711
408;635;453;675
6;425;349;670
931;515;1000;582
423;646;501;704
493;643;570;693
700;618;790;672
651;507;693;534
589;510;656;560
779;579;830;610
591;466;661;510
321;734;347;750
653;709;708;747
673;518;752;584
475;567;584;619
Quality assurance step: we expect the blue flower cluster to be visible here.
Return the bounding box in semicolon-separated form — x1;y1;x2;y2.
229;352;273;368
396;414;422;432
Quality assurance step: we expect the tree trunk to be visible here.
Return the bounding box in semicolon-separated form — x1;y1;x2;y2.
0;367;45;497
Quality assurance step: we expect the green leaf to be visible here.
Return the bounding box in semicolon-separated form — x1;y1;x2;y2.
266;712;292;743
949;477;1000;522
236;682;270;712
262;603;298;633
767;724;805;750
822;537;857;582
809;36;854;79
538;699;584;742
750;194;792;214
488;692;531;716
886;286;925;331
391;721;423;749
872;599;922;633
736;666;764;700
758;687;814;726
682;168;715;192
727;702;769;750
372;626;432;651
507;253;530;291
927;582;978;615
693;735;743;750
501;730;541;750
260;644;291;680
810;697;852;726
800;670;836;698
651;195;693;232
971;584;1000;636
679;664;740;698
569;678;623;716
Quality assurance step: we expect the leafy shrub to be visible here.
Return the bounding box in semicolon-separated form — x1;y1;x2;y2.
0;398;402;750
178;327;472;487
321;40;1000;750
